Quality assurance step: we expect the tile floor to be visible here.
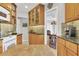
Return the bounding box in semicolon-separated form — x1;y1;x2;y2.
1;45;57;56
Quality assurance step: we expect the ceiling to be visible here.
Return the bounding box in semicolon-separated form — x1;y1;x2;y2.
15;3;48;18
15;3;40;18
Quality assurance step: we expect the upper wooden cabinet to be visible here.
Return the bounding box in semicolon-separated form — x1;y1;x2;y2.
74;4;79;19
10;4;16;24
29;4;44;26
65;3;79;23
0;3;16;24
0;3;12;11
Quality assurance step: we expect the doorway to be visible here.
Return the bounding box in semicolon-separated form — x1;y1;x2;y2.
46;7;58;48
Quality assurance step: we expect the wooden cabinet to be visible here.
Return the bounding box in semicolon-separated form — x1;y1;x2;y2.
0;40;3;54
65;3;79;23
74;4;79;19
10;4;16;24
29;4;44;45
57;43;66;56
65;3;75;22
78;45;79;56
57;37;78;56
17;34;22;44
29;4;44;26
0;3;16;24
66;41;77;54
0;3;12;11
57;37;66;56
29;33;44;44
66;48;77;56
66;41;77;56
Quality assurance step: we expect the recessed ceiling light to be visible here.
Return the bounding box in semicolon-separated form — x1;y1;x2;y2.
25;6;28;9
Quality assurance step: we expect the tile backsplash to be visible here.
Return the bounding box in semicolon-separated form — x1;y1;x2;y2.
29;25;44;34
0;23;16;37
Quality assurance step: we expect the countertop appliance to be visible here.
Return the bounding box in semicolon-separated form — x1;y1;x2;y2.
65;25;76;38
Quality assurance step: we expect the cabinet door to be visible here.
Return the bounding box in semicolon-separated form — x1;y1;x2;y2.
66;41;77;54
65;3;75;22
74;4;79;19
29;33;44;44
57;43;66;56
17;35;22;44
57;38;66;56
57;38;60;55
0;47;2;54
0;3;12;11
78;45;79;56
39;5;44;25
29;33;37;44
0;41;2;54
60;44;66;56
66;48;77;56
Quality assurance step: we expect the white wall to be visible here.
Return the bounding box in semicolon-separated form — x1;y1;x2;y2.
20;19;29;45
53;3;65;36
16;18;22;34
16;18;29;45
16;5;29;45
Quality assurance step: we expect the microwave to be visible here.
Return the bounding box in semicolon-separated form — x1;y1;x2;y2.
65;25;76;38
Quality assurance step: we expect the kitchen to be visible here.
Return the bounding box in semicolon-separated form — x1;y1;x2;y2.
0;3;57;56
0;3;79;56
0;3;22;54
57;3;79;56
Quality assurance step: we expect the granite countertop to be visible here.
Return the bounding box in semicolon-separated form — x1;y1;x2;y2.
60;36;79;45
29;31;44;35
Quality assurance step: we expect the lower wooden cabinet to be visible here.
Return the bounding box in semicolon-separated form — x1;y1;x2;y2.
66;48;77;56
57;37;78;56
78;45;79;56
0;40;3;54
29;33;44;44
0;47;2;54
57;38;66;56
66;41;77;54
17;34;22;44
57;37;66;56
58;44;66;56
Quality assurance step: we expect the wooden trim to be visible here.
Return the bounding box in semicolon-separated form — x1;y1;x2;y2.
0;4;10;11
65;19;79;23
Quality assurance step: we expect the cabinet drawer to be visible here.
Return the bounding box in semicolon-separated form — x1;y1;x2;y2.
66;48;77;56
66;41;77;53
